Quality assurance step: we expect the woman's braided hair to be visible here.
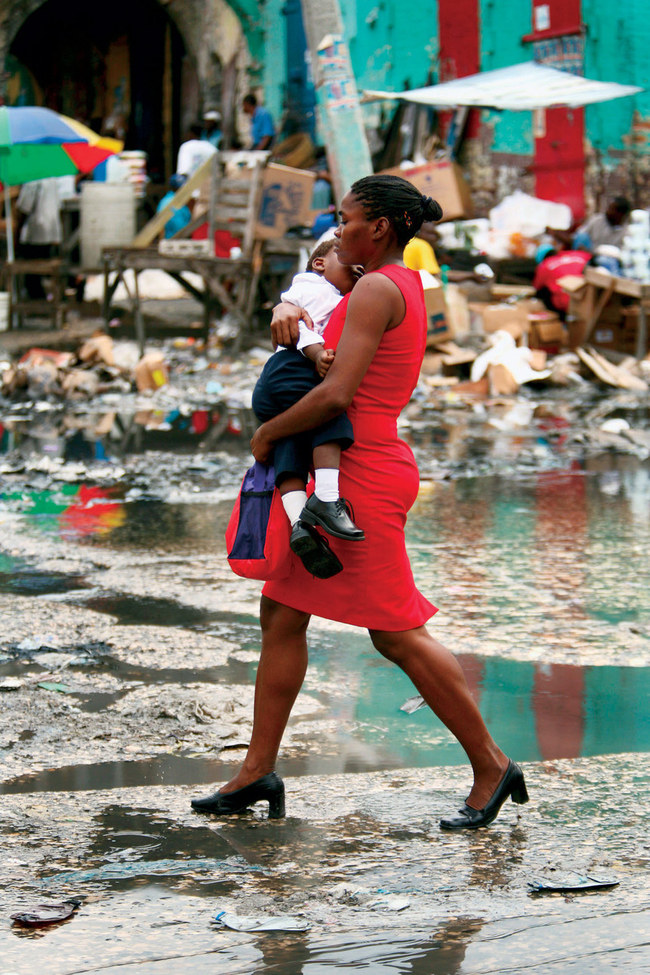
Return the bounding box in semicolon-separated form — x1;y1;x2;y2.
349;174;443;246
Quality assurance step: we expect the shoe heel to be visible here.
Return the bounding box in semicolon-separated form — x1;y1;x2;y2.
511;776;529;805
268;789;286;819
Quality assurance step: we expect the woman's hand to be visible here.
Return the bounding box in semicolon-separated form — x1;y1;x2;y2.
270;301;314;349
251;422;274;464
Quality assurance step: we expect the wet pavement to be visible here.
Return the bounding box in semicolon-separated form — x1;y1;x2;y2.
1;758;649;973
1;340;650;971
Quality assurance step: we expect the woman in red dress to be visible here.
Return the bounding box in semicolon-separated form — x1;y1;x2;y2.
192;175;529;830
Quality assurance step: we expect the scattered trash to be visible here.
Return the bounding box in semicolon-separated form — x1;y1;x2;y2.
0;678;23;691
528;872;620;894
37;682;74;694
600;417;631;434
400;695;427;714
134;352;169;392
11;897;83;928
213;910;310;932
365;895;410;911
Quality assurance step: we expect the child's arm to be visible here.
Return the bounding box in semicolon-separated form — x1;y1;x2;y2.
303;344;335;378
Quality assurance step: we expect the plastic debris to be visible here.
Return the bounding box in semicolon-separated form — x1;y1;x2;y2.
37;682;74;694
528;873;619;894
365;895;410;911
400;695;427;714
213;911;310;932
11;898;83;928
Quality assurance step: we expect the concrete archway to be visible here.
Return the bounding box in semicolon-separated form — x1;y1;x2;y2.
1;0;253;178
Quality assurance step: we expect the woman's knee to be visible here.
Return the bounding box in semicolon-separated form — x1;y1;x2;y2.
369;626;428;666
369;629;405;663
260;596;310;638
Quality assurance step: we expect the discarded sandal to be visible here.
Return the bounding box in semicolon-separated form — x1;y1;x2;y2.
191;771;285;819
439;760;529;830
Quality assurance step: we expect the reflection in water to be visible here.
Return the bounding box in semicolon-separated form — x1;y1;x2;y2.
2;655;648;797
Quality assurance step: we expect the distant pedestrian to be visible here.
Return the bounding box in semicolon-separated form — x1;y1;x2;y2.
176;124;217;181
242;93;275;150
202;110;222;150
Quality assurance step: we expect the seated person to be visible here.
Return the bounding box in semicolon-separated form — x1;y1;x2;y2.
252;239;363;578
156;174;191;239
548;197;631;253
533;244;591;319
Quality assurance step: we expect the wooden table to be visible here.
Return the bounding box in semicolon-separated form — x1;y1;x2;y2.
581;267;650;359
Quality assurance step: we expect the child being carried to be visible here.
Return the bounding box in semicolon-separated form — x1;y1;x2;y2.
252;238;363;579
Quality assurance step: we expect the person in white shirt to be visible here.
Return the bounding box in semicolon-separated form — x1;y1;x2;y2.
176;124;217;198
16;177;64;299
251;238;364;576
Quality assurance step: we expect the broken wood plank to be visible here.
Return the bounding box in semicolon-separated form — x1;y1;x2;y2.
576;346;648;391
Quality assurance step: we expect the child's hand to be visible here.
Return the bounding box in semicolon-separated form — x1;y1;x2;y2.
315;347;335;378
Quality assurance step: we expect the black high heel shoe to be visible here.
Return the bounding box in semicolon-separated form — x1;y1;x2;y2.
191;772;285;819
439;760;529;830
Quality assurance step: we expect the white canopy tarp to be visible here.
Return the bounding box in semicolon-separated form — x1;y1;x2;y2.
362;61;643;111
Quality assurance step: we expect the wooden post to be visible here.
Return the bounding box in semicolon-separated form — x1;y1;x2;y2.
300;0;373;203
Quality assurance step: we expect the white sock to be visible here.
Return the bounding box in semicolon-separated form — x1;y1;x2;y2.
281;490;308;525
314;468;339;502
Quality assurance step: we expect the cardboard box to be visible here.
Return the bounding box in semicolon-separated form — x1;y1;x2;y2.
528;312;566;350
420;271;451;343
255;163;316;239
379;159;473;220
592;308;639;356
468;302;528;340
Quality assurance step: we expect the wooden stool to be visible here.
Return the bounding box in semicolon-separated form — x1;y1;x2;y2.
5;258;67;329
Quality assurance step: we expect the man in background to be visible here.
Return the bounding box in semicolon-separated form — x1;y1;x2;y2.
242;93;275;150
548;197;631;252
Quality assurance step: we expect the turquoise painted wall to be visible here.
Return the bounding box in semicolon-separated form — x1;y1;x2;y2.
582;0;650;162
257;0;649;164
479;0;533;157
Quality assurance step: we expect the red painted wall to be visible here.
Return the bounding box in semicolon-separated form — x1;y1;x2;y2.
529;0;581;38
438;0;480;137
534;107;585;221
530;0;585;220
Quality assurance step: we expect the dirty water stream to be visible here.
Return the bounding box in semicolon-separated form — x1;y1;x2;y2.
1;398;650;972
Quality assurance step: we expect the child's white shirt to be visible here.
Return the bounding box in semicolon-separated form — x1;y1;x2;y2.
278;271;344;352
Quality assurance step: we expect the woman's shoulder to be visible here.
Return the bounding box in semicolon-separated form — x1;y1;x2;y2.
366;264;423;295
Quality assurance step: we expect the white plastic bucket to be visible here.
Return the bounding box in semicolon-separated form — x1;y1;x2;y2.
0;292;9;331
80;182;137;271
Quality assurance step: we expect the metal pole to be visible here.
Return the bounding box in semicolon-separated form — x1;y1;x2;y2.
300;0;373;204
4;181;15;262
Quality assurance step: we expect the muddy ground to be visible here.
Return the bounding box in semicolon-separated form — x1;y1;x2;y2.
1;320;649;972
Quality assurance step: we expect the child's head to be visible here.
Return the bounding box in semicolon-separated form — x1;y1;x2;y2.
307;238;360;295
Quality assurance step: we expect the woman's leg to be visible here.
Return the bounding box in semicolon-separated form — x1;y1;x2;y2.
369;626;508;809
219;596;311;794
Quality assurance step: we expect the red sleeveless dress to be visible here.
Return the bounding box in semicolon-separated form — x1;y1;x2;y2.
263;264;437;631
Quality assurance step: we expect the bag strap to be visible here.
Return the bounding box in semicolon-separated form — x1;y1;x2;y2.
251;460;275;492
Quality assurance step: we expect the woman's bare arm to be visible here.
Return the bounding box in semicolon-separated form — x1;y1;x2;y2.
251;274;405;461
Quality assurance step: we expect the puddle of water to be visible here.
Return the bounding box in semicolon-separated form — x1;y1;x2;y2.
3;653;648;796
0;553;87;595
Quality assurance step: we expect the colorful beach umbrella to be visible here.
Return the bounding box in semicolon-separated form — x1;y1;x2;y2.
0;105;121;260
0;105;119;185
